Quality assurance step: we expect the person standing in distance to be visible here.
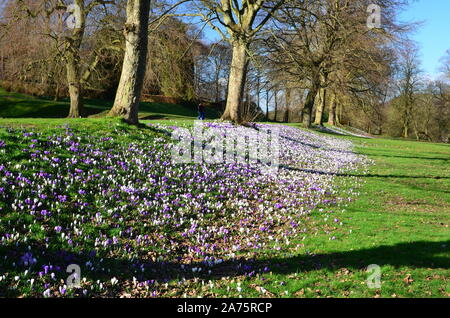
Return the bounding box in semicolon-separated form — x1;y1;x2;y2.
198;102;206;120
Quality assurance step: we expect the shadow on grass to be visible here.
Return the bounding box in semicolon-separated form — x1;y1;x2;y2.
0;97;109;118
367;153;449;162
0;239;448;296
279;165;450;180
309;126;372;139
140;114;168;120
245;123;356;155
0;90;221;120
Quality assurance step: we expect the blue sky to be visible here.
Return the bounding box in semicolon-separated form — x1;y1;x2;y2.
399;0;450;78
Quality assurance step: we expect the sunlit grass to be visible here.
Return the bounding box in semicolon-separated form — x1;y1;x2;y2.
0;112;448;297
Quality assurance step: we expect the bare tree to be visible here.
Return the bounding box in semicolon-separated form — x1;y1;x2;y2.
195;0;284;123
265;0;408;128
395;45;422;138
210;41;231;102
265;0;352;127
6;0;118;117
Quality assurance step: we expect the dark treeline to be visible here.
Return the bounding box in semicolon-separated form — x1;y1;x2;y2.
0;0;448;141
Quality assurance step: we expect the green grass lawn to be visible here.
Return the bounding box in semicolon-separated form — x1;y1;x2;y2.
209;134;449;298
0;88;220;120
0;90;448;298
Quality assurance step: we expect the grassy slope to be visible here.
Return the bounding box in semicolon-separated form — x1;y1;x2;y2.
210;132;449;298
0;88;219;120
0;117;448;298
0;89;448;297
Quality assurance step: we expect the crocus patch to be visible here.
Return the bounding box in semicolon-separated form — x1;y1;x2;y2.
0;122;370;297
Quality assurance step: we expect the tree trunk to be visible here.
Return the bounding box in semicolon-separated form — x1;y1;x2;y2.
328;91;336;125
299;92;304;123
403;124;409;138
337;98;342;125
214;70;220;103
403;104;411;138
274;88;278;122
265;89;269;121
108;0;150;125
65;0;86;118
54;83;60;102
221;40;248;123
302;75;320;128
256;76;260;111
66;54;84;118
284;87;291;123
314;88;326;126
243;75;251;120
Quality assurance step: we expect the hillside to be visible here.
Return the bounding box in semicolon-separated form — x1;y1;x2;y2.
0;117;448;297
0;88;220;120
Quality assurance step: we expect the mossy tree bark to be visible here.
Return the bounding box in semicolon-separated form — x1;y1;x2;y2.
327;91;336;125
284;87;291;123
66;54;84;118
314;88;326;126
274;87;278;122
108;0;150;125
65;0;86;118
302;73;320;128
221;40;249;124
